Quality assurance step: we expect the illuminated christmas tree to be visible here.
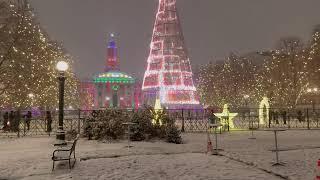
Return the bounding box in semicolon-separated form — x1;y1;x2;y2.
142;0;199;108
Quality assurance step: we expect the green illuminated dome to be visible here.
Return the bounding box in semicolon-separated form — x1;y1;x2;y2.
93;71;135;84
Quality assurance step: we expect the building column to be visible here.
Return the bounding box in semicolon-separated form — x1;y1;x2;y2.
102;83;106;108
131;85;135;108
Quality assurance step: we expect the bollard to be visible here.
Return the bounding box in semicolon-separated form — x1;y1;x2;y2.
227;118;230;132
23;117;26;136
274;131;279;164
288;115;291;129
17;122;20;138
307;109;310;130
268;113;271;128
213;127;219;155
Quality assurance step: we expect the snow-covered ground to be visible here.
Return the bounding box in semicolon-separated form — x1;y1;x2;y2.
0;130;320;179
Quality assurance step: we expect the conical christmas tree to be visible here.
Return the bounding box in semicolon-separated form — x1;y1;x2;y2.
142;0;199;108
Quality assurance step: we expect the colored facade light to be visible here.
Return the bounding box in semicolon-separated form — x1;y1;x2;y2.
93;72;135;84
89;34;137;109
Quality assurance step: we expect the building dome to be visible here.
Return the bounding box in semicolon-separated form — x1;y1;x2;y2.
93;71;135;84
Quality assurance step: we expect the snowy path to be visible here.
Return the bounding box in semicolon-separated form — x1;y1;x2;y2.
1;152;283;180
59;153;283;180
0;130;319;179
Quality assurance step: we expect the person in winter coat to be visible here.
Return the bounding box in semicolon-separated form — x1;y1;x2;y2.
274;110;279;124
14;110;21;132
297;110;303;122
8;111;14;131
46;111;52;134
3;112;9;130
281;110;287;125
25;111;32;131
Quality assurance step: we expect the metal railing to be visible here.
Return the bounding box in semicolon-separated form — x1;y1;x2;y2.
0;108;319;137
0;110;85;137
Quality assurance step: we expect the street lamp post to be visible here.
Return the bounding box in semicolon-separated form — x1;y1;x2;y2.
28;93;34;107
56;61;69;141
307;88;318;112
244;95;250;115
244;95;249;107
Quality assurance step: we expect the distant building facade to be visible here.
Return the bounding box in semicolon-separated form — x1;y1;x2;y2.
80;35;139;109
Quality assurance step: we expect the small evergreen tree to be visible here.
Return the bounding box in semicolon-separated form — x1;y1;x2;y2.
165;115;182;144
130;109;154;141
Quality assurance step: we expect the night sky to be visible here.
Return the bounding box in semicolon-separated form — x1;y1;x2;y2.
29;0;320;80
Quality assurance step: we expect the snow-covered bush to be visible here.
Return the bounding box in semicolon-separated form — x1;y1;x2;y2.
84;109;127;140
84;108;182;144
131;107;182;143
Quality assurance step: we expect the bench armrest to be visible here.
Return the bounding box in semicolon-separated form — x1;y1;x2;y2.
53;148;70;153
52;148;72;159
53;148;71;154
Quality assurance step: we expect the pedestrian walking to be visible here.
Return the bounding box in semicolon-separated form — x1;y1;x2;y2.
2;112;9;130
281;110;287;125
274;110;279;124
26;111;32;131
14;110;21;132
297;110;303;123
46;111;52;134
8;111;14;131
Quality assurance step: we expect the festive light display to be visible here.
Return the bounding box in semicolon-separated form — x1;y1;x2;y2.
92;34;136;108
198;54;257;108
198;32;320;109
152;98;163;125
258;97;270;125
105;33;120;72
0;0;79;109
259;37;310;108
142;0;199;108
296;25;320;108
93;71;135;84
307;25;320;87
214;104;238;129
79;81;95;110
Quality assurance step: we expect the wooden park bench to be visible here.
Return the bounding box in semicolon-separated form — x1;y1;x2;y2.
52;134;79;170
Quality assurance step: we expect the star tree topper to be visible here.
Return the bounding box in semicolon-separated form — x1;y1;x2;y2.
214;104;238;129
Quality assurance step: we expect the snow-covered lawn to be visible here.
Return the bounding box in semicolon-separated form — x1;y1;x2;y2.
0;130;319;179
